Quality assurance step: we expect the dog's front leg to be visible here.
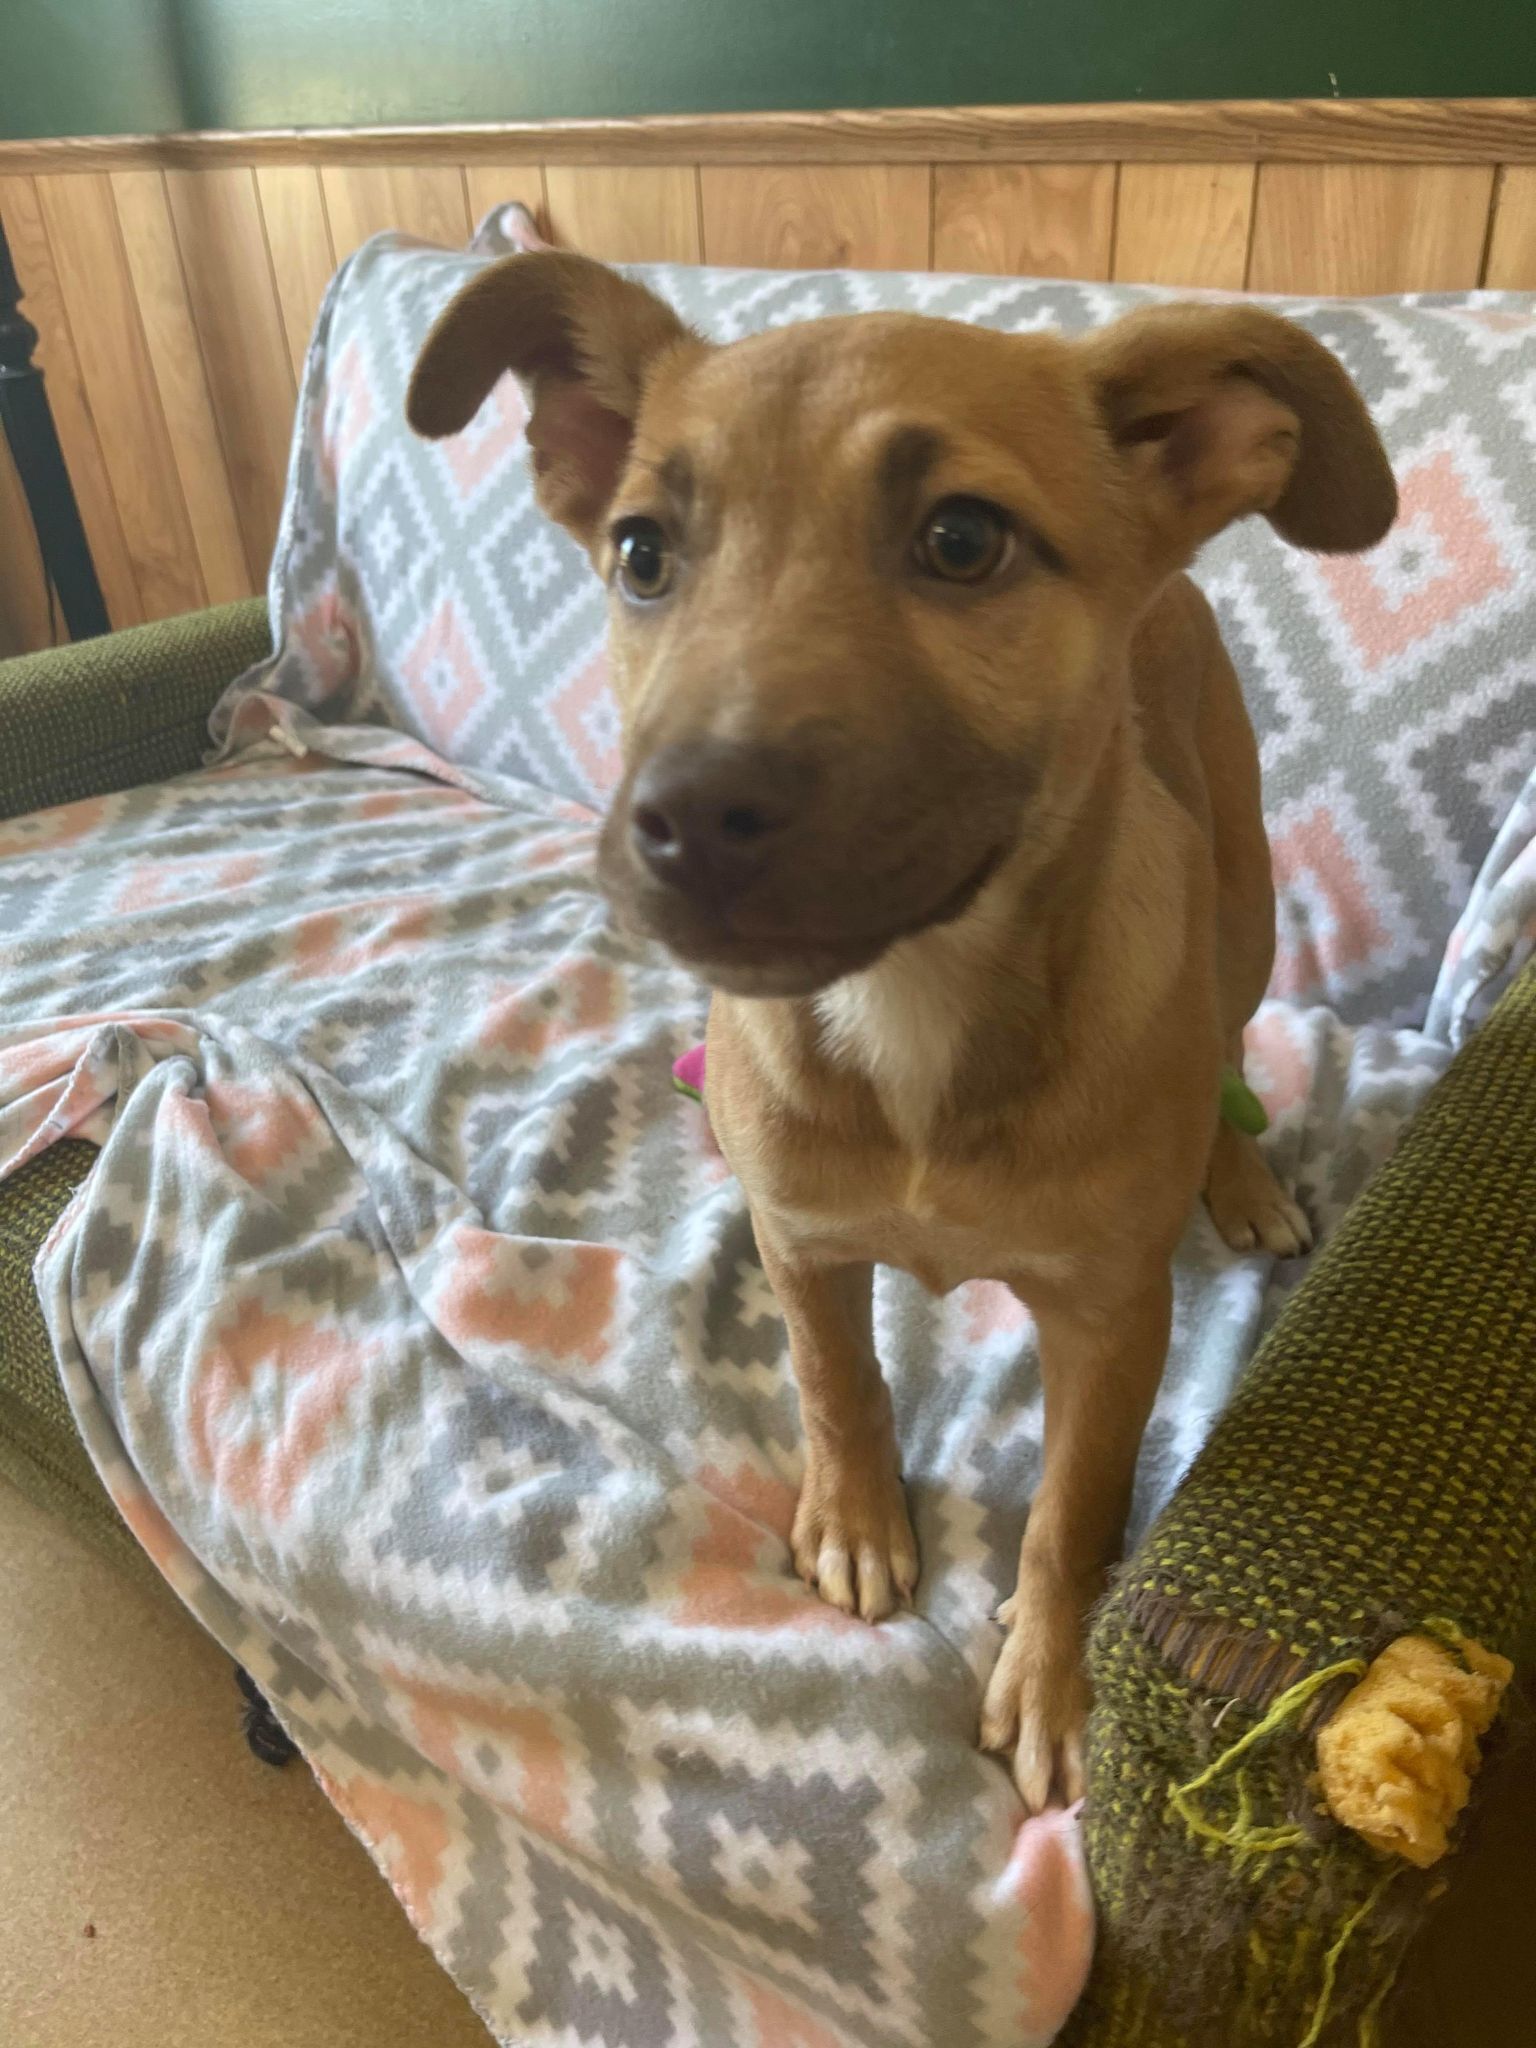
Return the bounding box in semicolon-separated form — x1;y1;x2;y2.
981;1266;1172;1811
756;1233;918;1622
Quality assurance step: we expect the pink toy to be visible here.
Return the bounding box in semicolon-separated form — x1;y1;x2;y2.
672;1043;707;1103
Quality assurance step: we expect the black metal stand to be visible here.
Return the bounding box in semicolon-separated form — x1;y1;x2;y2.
0;209;109;641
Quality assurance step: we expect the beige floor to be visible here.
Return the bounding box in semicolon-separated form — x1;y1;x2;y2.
2;1475;1531;2048
0;1482;491;2048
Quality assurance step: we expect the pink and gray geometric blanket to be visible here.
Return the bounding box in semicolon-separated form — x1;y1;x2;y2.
1;224;1533;2047
2;729;1529;2046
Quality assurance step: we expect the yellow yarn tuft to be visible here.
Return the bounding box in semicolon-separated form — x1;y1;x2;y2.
1315;1630;1513;1869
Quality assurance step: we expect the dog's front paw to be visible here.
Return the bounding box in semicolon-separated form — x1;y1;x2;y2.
792;1453;918;1622
980;1575;1090;1813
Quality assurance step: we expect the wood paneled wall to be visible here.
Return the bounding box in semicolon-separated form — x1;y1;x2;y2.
2;100;1535;657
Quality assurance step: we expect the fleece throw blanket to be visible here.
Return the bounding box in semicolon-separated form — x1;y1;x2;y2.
3;698;1531;2047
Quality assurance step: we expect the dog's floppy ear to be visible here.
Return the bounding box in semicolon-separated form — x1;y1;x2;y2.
406;251;701;546
1081;303;1396;563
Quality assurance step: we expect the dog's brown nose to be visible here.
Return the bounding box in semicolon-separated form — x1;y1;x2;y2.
629;739;808;900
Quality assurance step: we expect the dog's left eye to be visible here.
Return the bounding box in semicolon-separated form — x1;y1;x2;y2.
916;497;1013;585
613;517;674;600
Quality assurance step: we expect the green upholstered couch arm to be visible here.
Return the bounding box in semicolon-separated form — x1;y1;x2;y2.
0;599;268;1564
1066;963;1536;2048
0;1139;149;1572
0;598;271;822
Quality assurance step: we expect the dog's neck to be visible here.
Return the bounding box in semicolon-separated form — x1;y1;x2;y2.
784;712;1187;1153
813;863;1025;1152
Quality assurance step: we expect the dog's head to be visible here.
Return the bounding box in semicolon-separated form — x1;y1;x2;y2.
409;256;1394;996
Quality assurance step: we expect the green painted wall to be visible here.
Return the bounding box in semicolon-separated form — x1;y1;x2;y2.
4;0;1535;142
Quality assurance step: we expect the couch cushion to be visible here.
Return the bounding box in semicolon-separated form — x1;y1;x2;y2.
212;218;1536;1026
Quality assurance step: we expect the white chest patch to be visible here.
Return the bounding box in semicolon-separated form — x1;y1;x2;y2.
814;882;1011;1152
816;956;967;1151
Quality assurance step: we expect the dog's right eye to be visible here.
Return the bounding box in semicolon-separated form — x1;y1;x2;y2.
613;518;674;601
915;497;1013;585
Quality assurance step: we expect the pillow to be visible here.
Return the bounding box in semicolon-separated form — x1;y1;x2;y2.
213;215;1536;1027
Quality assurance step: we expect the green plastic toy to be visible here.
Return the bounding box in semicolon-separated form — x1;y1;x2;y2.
1220;1064;1270;1136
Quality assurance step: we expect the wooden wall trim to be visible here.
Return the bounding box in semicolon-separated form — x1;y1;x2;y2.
5;98;1535;659
2;97;1535;175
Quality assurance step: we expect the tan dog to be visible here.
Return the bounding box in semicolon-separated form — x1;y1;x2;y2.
408;256;1395;1809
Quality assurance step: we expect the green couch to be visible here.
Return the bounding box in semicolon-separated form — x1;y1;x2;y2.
2;601;1533;2048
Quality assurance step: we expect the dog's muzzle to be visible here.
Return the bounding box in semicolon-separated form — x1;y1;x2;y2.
600;728;1026;997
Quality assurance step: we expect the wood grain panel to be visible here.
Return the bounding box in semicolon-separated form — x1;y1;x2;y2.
933;164;1115;279
4;126;1521;660
2;100;1533;172
34;171;204;620
0;438;54;657
1485;167;1536;288
1113;163;1256;288
1248;164;1496;294
255;166;337;384
544;165;700;262
165;167;298;589
699;164;929;270
0;173;143;628
319;163;474;260
463;162;547;236
109;170;251;606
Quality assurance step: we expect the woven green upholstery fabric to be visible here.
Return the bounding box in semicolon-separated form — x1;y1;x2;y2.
0;597;270;823
0;1139;151;1571
1063;962;1536;2048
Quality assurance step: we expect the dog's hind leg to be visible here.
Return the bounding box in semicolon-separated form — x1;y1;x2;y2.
1205;1097;1313;1257
1196;641;1312;1258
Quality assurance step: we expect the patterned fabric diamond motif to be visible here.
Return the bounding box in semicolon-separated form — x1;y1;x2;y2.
1302;306;1442;428
322;336;379;475
517;1847;677;2048
657;1749;884;1993
399;595;494;752
548;645;623;797
1267;777;1418;1003
709;1815;819;1938
377;1377;611;1594
516;523;567;606
351;447;435;603
1200;556;1321;779
1319;442;1517;674
1392;664;1536;885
